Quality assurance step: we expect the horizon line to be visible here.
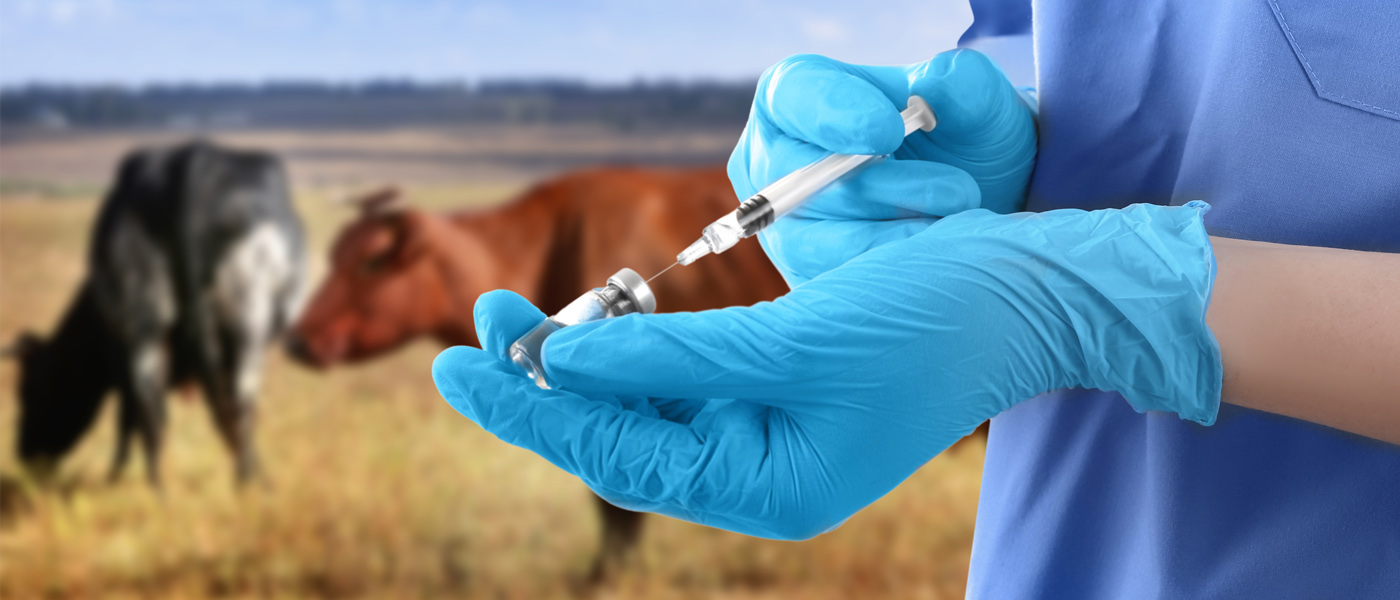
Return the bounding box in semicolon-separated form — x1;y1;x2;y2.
0;75;765;93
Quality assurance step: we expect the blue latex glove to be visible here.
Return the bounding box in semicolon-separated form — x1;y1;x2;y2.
728;49;1036;286
433;202;1222;540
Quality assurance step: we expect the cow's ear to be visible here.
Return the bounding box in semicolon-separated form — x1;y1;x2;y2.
387;210;431;265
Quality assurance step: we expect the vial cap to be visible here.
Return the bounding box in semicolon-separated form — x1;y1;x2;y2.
607;268;657;315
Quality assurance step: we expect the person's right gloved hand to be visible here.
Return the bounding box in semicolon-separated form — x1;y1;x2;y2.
433;202;1222;541
728;49;1036;286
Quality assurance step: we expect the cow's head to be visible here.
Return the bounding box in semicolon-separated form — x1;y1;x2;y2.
6;331;91;480
286;188;475;367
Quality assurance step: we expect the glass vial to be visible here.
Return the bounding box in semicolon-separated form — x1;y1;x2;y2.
509;268;657;389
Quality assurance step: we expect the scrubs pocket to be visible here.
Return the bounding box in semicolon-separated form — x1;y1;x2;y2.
1268;0;1400;121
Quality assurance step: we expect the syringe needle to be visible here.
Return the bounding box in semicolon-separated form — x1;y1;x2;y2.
647;261;679;283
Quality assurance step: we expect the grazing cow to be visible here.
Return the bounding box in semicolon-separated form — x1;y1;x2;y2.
285;167;790;579
7;140;307;486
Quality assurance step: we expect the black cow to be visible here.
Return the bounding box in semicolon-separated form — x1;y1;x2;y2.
8;140;306;486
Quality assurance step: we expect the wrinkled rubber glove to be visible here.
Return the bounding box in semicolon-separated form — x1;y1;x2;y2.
729;49;1036;286
433;202;1222;540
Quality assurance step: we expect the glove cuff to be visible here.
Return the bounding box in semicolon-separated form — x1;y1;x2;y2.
1068;201;1223;425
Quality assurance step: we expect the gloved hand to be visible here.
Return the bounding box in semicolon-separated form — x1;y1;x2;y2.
728;49;1036;286
433;202;1222;540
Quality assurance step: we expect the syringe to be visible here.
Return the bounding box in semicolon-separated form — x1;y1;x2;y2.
674;95;937;267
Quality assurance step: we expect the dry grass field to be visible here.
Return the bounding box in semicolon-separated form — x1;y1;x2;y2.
0;131;984;599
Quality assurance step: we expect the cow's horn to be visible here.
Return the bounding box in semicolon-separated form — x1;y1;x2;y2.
340;186;405;215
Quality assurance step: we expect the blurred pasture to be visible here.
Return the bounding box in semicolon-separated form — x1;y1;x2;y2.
0;0;991;577
0;123;986;599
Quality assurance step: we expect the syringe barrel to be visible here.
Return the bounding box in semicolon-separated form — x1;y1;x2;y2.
759;153;882;218
678;95;935;265
683;153;884;264
756;96;933;220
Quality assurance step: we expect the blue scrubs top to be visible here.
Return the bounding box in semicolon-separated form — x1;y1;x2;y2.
961;1;1400;597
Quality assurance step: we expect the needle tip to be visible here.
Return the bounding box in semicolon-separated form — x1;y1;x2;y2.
646;261;679;283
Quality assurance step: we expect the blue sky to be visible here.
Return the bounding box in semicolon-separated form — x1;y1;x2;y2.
0;0;972;85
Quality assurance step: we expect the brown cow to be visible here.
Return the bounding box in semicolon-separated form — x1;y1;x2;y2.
286;167;790;580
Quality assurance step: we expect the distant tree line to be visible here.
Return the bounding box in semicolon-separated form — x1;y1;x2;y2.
0;80;758;131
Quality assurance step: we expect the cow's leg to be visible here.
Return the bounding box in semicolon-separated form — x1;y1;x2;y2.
118;341;169;489
588;496;646;582
136;397;167;489
198;332;263;487
106;393;140;483
209;403;260;485
225;333;266;485
207;224;296;487
87;209;176;489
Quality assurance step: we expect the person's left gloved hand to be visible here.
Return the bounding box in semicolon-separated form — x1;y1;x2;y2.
434;203;1222;540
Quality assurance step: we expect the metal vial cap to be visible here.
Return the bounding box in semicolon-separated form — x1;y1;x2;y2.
607;268;657;315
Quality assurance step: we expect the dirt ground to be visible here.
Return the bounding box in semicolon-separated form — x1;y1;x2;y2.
0;129;984;599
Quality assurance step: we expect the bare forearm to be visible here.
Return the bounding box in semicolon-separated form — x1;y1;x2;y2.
1206;236;1400;444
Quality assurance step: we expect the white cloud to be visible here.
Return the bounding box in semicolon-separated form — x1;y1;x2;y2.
800;16;849;43
460;2;514;28
25;0;116;25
